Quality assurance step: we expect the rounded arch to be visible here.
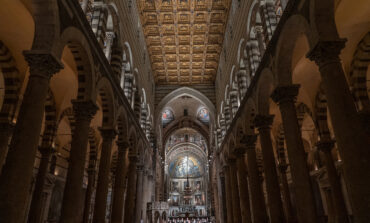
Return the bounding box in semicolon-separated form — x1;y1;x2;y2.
128;125;138;154
246;0;260;36
237;38;246;64
124;41;134;69
57;26;96;101
274;15;313;85
155;87;216;123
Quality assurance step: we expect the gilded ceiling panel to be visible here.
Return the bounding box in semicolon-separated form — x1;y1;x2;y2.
138;0;231;85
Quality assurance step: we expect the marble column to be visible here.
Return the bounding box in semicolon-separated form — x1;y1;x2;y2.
234;147;252;223
308;40;370;222
141;169;149;223
228;158;242;223
93;128;116;223
271;85;317;223
124;154;138;223
0;122;14;173
243;134;268;223
135;165;144;223
111;141;129;223
278;164;296;223
223;165;234;223
0;52;62;222
254;115;285;223
28;146;54;223
219;172;228;223
316;140;349;223
83;166;96;223
60;100;98;223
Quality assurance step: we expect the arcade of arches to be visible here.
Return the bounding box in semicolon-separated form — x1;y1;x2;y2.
0;0;369;223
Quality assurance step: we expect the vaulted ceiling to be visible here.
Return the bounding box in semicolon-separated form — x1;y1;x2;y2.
137;0;231;85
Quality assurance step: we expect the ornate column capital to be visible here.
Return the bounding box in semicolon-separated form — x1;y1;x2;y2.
271;84;300;105
71;100;98;121
307;39;347;68
316;140;336;153
254;114;274;130
240;134;257;149
99;127;117;140
23;50;64;78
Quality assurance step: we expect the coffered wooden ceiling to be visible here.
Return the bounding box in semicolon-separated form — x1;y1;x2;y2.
137;0;231;85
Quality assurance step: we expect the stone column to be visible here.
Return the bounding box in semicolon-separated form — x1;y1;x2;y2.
124;154;138;223
271;85;317;223
135;165;144;223
60;100;98;223
308;40;370;222
141;169;149;223
234;147;252;223
93;128;116;223
28;146;54;223
228;159;242;223
243;134;268;223
0;52;62;222
223;165;234;223
316;140;349;223
83;166;96;223
278;164;296;223
219;171;228;223
111;141;129;223
254;115;285;223
0;122;14;173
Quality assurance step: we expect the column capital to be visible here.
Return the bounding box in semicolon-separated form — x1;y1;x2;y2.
240;134;257;149
271;84;300;105
99;127;117;140
72;100;98;121
23;50;64;78
316;140;335;153
307;39;347;68
254;114;274;129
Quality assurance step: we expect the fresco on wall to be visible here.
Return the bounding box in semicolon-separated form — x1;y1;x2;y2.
197;107;210;123
162;109;175;127
169;155;202;178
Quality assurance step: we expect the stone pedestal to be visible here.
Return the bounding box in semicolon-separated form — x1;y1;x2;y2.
0;52;62;222
271;85;317;223
60;100;97;223
254;115;285;223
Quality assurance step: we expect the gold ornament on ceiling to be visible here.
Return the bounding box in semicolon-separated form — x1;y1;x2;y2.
137;0;231;85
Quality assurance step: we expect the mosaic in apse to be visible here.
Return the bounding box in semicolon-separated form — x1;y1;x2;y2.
169;155;202;178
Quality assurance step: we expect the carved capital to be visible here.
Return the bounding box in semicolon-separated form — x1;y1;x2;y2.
99;127;117;140
307;39;346;68
240;134;257;149
271;84;300;105
23;50;63;78
316;140;335;153
72;100;98;121
254;114;274;129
